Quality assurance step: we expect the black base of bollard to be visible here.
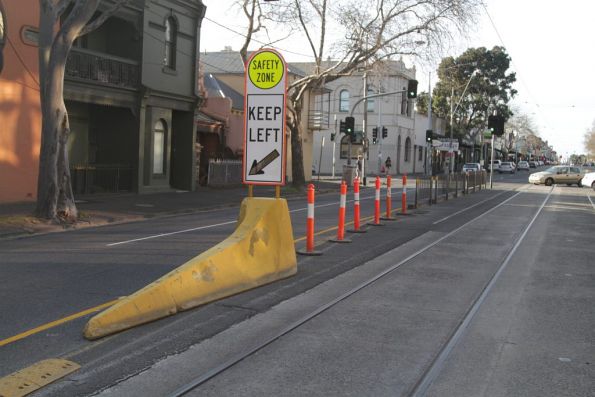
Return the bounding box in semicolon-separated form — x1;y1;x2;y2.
297;250;323;256
380;216;396;221
328;238;352;243
367;222;386;226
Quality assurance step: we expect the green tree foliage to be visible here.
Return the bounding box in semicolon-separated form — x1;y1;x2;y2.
417;46;517;141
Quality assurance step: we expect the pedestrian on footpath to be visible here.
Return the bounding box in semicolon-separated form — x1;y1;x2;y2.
384;156;392;175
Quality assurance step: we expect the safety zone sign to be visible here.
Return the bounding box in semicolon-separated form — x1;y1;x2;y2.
243;49;287;185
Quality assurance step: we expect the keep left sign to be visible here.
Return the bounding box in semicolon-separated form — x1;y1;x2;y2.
243;49;287;185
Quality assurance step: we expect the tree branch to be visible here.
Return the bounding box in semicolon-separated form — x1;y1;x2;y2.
79;0;131;37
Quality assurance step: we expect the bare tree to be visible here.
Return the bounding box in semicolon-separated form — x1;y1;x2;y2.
36;0;128;222
238;0;483;186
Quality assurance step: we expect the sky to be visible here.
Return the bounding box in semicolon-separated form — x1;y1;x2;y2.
200;0;595;158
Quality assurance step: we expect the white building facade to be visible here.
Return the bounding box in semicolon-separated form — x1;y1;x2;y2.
302;60;428;177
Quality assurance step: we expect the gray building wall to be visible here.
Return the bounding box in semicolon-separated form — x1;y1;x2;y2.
309;59;419;176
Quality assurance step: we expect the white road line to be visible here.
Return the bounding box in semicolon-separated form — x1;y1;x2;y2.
106;221;238;246
107;195;379;246
588;195;595;210
432;191;507;225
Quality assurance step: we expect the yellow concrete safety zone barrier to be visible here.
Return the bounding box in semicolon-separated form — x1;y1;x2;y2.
84;198;297;340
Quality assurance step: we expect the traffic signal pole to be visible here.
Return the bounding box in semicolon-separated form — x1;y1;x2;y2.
349;85;416;182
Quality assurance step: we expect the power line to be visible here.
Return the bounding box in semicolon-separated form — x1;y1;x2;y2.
481;4;554;130
203;16;314;60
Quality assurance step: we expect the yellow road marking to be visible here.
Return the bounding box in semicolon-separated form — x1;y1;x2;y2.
0;359;80;397
0;208;401;347
0;300;119;348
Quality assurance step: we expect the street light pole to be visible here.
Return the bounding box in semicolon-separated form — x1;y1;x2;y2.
362;71;368;185
449;86;454;173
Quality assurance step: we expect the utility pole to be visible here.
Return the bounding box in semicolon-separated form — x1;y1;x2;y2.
427;72;432;176
332;115;336;178
377;93;383;174
362;71;368;185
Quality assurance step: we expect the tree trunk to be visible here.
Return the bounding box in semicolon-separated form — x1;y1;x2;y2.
35;36;77;222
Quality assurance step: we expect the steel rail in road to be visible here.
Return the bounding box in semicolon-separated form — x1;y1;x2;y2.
167;189;530;397
409;186;554;396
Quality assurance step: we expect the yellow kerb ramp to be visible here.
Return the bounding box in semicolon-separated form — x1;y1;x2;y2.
84;197;297;340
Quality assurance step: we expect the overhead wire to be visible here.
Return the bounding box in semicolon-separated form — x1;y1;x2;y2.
480;4;554;132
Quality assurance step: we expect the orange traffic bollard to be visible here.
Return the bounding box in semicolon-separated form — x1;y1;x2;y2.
297;184;322;255
381;175;395;221
369;176;384;226
330;181;351;243
349;177;366;233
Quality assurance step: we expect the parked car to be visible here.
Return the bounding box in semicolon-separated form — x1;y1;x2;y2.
498;162;515;174
528;161;537;168
486;160;501;172
580;172;595;191
528;166;584;186
462;163;482;173
517;161;530;171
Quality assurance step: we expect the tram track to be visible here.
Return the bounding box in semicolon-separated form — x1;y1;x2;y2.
158;187;552;397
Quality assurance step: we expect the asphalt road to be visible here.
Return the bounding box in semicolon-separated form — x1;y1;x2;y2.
1;169;593;396
92;180;595;397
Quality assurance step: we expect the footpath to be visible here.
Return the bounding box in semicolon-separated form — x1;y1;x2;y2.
0;177;379;240
0;174;421;240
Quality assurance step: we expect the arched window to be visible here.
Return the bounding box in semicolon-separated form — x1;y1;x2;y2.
153;120;167;174
366;89;375;112
164;17;177;69
339;89;349;112
405;137;412;162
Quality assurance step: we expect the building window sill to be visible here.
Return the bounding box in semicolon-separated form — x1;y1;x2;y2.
162;67;177;76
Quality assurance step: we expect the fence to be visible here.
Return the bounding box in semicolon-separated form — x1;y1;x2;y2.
414;170;487;208
207;159;243;187
70;164;134;194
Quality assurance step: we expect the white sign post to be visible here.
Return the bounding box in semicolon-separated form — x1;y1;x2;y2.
243;49;287;186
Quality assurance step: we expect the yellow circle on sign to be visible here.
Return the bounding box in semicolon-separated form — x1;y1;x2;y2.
248;51;284;90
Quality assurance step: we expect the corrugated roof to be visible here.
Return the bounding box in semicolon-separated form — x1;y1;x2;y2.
201;50;306;77
203;73;243;110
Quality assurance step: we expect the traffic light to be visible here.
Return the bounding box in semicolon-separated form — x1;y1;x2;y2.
372;127;378;144
407;80;418;99
382;126;388;139
488;115;505;136
345;116;355;137
330;132;336;141
339;120;346;135
426;129;433;143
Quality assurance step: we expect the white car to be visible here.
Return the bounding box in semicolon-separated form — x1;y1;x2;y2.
498;162;515;174
462;163;482;173
581;172;595;191
517;161;530;171
487;160;501;172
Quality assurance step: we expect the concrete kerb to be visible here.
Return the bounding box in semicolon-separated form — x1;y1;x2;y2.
0;183;340;241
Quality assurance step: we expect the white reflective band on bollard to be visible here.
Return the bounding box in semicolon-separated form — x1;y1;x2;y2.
340;195;346;208
355;193;360;202
307;203;314;219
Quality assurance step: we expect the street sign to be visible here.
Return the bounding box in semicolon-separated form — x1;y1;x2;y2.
484;130;492;139
433;139;459;152
243;49;287;185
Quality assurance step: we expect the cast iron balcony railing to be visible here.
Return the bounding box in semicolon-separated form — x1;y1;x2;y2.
65;48;139;89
